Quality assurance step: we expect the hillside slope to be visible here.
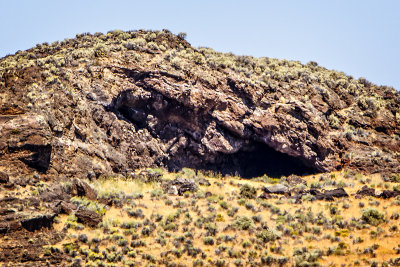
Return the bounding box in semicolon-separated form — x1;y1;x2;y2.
0;29;399;180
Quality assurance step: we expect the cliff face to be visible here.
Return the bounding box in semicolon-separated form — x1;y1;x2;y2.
0;30;399;179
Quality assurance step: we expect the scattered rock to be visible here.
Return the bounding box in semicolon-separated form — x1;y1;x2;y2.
163;178;198;195
0;208;15;216
0;171;9;183
378;190;400;199
258;192;273;199
309;188;348;201
263;184;289;194
356;185;376;198
324;188;349;198
53;200;77;214
75;209;102;227
21;213;56;232
309;189;333;201
41;184;70;202
70;179;98;200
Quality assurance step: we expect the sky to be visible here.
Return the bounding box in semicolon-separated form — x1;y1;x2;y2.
1;0;399;90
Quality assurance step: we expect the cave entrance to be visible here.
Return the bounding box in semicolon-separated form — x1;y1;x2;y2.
206;142;317;178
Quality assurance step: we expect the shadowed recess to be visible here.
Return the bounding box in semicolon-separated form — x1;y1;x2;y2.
202;142;318;178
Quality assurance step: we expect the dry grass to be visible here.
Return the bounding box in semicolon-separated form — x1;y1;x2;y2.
46;169;400;266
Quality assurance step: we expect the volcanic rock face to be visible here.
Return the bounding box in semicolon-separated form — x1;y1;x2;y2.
0;30;399;180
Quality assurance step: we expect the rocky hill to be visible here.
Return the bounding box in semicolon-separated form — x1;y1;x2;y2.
0;29;399;180
1;29;400;266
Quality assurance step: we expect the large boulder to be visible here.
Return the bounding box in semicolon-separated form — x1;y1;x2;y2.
309;188;349;201
20;213;56;232
379;190;400;199
263;184;289;194
356;185;376;198
309;189;334;201
324;188;349;198
162;178;198;195
40;184;70;202
53;200;77;215
75;209;102;227
70;179;98;200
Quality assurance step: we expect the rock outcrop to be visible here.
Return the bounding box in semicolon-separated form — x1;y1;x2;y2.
0;30;399;180
75;209;102;227
263;184;289;194
162;177;198;195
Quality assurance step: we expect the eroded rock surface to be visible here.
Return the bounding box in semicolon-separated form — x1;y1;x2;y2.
0;30;399;181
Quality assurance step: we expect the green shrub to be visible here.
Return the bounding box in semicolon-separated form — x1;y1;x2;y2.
121;221;142;229
70;196;106;216
150;188;163;197
204;223;218;236
177;32;187;40
93;43;108;57
203;236;214;245
240;184;257;199
219;201;228;209
256;230;279;243
242;240;252;248
123;38;146;50
233;216;254;230
361;208;385;226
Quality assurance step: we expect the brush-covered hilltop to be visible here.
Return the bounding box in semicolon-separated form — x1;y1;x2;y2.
0;30;399;266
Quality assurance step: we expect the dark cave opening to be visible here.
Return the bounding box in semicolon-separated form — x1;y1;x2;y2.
204;142;318;178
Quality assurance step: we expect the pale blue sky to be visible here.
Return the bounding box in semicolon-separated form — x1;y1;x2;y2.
1;0;399;89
